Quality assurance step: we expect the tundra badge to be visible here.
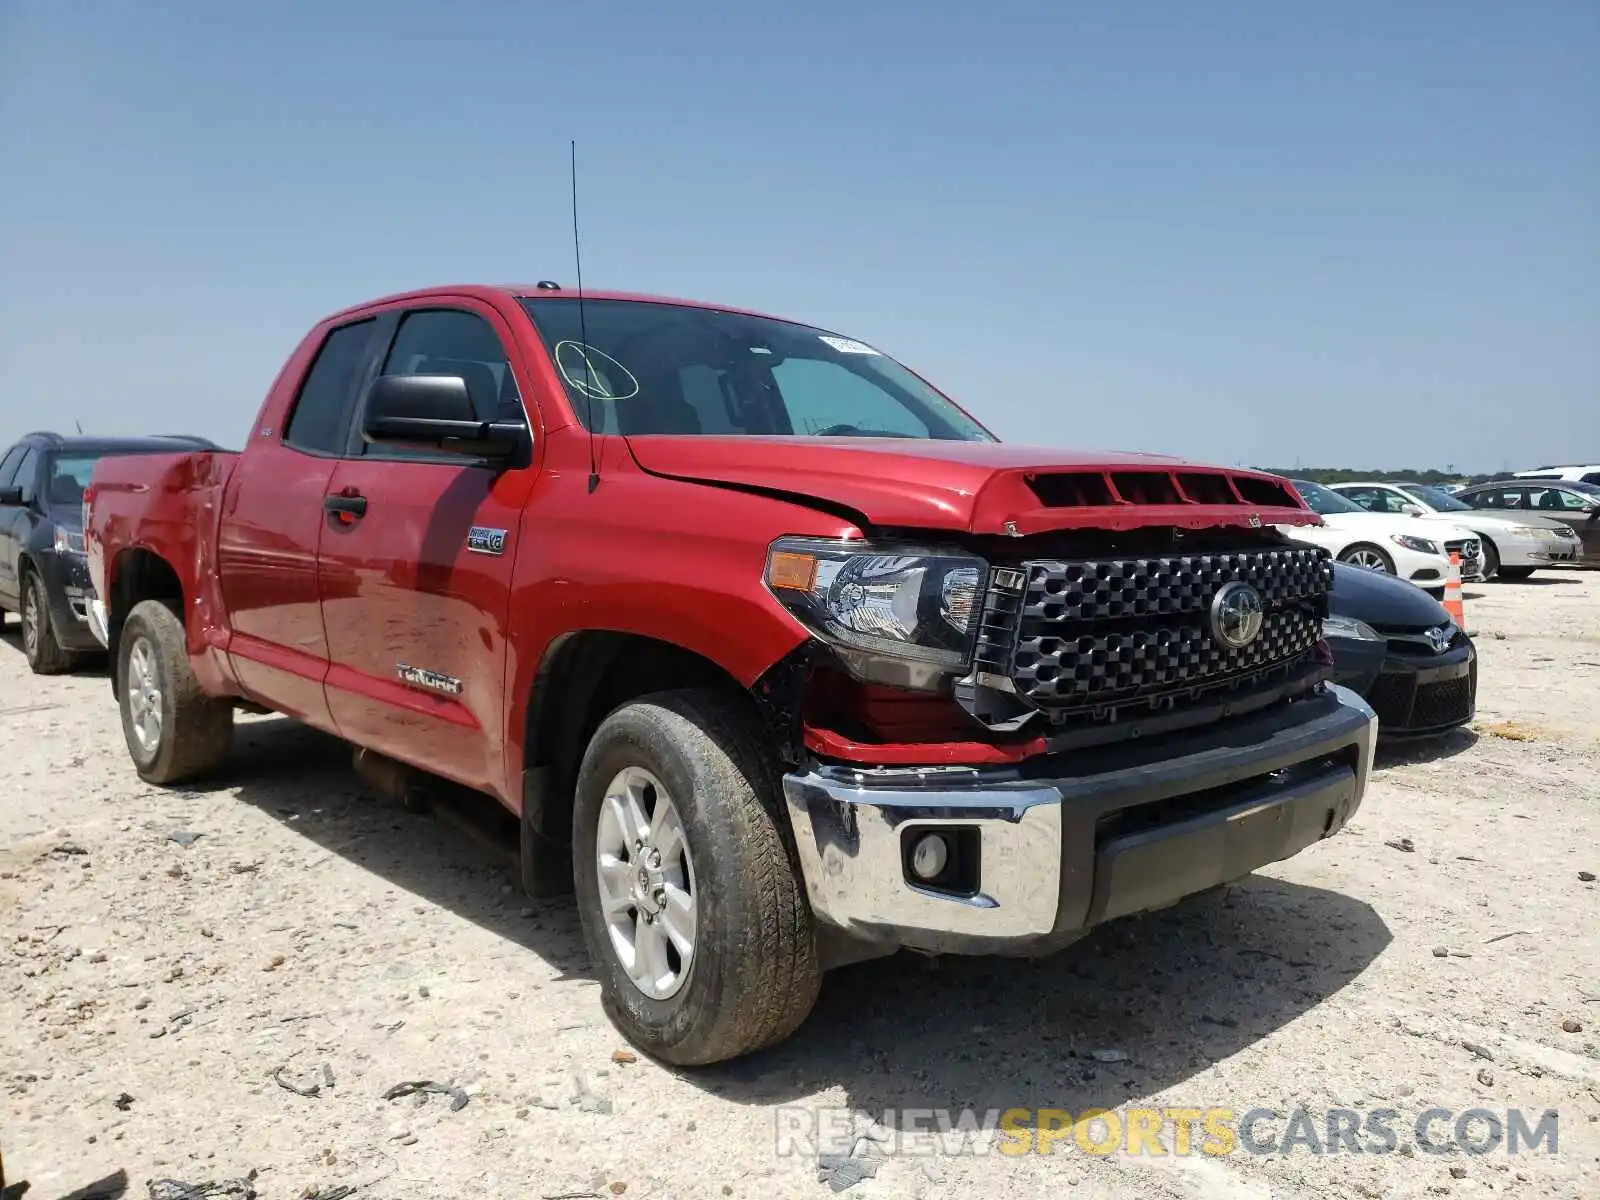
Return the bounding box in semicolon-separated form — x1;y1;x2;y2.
397;663;463;696
467;526;508;556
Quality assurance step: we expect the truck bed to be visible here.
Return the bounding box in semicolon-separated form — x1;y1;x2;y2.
84;449;240;654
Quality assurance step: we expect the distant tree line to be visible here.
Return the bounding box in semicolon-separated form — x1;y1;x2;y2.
1258;466;1514;486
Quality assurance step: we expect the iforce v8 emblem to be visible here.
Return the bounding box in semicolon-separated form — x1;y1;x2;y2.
467;526;508;556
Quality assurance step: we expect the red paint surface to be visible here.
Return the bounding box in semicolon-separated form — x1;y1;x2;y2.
86;284;1320;805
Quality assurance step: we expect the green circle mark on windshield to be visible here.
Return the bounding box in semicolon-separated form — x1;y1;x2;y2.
554;340;641;402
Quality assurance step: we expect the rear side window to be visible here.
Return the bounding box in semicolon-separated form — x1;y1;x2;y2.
284;320;376;454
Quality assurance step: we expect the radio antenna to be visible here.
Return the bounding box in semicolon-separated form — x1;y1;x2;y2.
571;139;599;493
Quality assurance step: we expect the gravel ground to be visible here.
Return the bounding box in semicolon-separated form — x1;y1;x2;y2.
2;575;1597;1200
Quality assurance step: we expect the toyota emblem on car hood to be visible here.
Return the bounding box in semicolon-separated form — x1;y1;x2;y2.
1210;581;1265;650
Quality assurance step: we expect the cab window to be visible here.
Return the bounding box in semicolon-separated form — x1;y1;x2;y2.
362;309;523;459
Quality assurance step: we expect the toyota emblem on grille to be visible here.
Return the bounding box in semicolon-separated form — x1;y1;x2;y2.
1426;626;1451;653
1209;581;1265;650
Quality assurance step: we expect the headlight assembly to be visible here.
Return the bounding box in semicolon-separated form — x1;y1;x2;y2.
1511;525;1560;541
1389;533;1438;555
53;528;86;555
765;537;985;674
1321;615;1384;642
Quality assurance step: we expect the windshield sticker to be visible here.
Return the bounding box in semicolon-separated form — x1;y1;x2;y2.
553;341;640;401
818;335;880;356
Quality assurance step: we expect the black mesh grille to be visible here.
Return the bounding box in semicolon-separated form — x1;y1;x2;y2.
986;545;1331;711
1364;673;1415;727
1410;673;1474;730
1017;548;1330;625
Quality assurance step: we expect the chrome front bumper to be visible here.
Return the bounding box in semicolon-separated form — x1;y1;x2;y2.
783;684;1378;959
1498;534;1582;567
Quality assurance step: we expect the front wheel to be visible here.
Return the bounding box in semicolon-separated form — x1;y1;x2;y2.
117;600;234;784
1337;544;1395;574
1479;538;1501;580
572;689;820;1066
21;571;76;675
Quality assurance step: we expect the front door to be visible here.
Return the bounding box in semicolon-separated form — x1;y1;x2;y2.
0;446;34;608
317;303;534;798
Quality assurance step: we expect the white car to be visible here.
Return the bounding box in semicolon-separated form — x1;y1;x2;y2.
1280;479;1481;593
1512;463;1600;485
1328;481;1583;580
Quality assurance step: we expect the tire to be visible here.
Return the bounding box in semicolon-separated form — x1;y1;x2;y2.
1336;543;1395;574
21;570;76;675
116;599;233;785
1497;566;1536;580
1479;538;1500;580
572;689;820;1066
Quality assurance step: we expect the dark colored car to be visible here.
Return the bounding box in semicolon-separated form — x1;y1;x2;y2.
1322;563;1476;738
1452;479;1600;567
0;431;220;673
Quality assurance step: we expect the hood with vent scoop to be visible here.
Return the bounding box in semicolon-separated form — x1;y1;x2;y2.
624;436;1319;536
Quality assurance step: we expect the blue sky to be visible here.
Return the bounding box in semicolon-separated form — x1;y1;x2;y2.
1;0;1594;472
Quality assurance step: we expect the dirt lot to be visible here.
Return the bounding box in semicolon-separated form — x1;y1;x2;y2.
3;576;1597;1200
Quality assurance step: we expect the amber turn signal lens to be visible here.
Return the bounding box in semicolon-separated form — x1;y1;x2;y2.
767;551;817;591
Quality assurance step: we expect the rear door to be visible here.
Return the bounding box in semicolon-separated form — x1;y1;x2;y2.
316;301;534;797
217;317;386;726
0;448;41;607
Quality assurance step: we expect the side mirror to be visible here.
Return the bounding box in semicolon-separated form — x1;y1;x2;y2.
1399;503;1423;516
361;375;525;459
0;485;22;506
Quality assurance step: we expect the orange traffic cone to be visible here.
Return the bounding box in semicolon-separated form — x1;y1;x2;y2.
1442;552;1467;631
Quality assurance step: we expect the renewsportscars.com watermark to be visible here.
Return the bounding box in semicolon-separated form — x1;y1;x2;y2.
775;1106;1561;1159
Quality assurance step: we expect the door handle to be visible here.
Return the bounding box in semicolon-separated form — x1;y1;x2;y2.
324;493;368;519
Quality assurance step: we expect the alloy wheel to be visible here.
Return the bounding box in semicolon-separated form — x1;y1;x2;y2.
125;636;164;756
1345;549;1391;572
21;587;40;658
594;766;698;1000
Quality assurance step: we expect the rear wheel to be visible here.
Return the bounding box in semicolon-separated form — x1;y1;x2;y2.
21;571;76;675
117;599;233;784
1337;544;1395;574
1497;566;1536;580
572;689;820;1066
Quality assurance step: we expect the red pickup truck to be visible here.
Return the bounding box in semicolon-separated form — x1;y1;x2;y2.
85;284;1377;1064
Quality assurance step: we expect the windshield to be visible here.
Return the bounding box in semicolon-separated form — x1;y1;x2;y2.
1400;483;1471;511
1291;479;1365;516
519;297;996;441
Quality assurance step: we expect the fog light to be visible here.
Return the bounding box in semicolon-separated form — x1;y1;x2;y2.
910;833;949;881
